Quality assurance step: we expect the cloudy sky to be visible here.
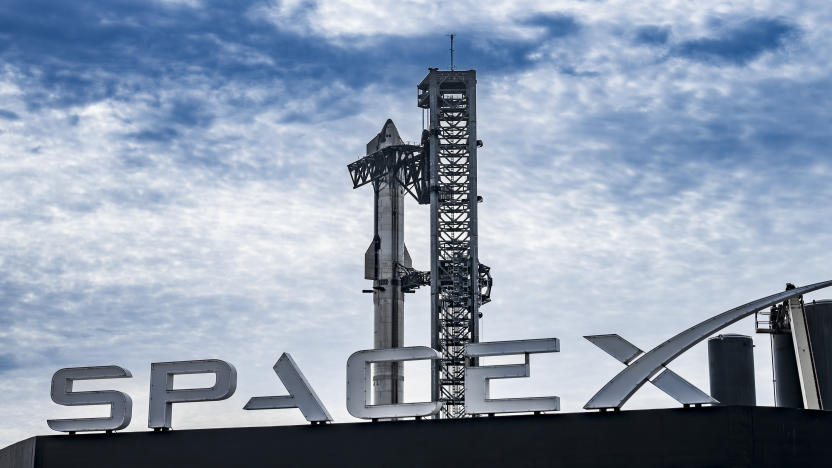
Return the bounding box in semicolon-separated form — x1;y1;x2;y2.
1;0;831;447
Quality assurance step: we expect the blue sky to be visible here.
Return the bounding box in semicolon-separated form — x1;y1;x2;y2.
1;0;831;446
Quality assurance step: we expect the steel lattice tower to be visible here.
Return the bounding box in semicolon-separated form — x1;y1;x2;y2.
419;69;485;418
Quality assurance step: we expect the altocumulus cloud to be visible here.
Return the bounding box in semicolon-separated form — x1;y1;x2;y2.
673;17;799;65
633;25;671;45
0;0;831;448
0;109;19;120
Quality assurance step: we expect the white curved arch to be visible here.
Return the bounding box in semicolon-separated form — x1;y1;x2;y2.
584;280;832;410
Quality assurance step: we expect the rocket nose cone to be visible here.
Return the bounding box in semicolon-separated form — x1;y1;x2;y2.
367;119;404;154
381;119;400;140
382;120;403;143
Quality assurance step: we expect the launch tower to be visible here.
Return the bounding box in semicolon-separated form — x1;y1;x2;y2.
419;69;490;418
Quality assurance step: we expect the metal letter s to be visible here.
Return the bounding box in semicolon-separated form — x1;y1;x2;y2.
47;366;133;433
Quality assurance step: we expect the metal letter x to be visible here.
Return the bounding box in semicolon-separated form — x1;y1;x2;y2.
585;334;717;406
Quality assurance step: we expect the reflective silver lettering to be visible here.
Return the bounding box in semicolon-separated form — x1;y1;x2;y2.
464;339;560;415
244;353;332;422
148;359;236;429
47;366;132;433
346;347;441;419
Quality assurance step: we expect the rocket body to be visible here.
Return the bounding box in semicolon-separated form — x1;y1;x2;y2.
364;120;409;405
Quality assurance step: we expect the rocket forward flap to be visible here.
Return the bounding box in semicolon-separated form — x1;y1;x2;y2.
403;244;413;269
364;239;378;280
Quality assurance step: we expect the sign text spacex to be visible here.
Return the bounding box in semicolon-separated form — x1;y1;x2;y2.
46;338;560;433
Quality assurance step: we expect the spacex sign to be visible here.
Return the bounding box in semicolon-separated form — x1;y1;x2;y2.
44;280;832;433
46;339;559;433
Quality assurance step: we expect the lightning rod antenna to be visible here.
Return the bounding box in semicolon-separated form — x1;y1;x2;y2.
448;33;455;71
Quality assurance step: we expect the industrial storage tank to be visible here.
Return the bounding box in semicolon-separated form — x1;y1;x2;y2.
771;300;832;409
708;334;756;405
771;332;802;408
806;300;832;407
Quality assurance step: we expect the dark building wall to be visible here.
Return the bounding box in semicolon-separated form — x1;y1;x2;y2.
3;407;832;468
0;438;34;468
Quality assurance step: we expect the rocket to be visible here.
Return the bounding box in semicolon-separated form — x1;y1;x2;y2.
364;119;412;406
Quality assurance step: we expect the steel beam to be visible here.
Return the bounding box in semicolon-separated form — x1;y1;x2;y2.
786;297;823;409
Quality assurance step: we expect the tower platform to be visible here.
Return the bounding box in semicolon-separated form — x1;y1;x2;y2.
3;406;831;467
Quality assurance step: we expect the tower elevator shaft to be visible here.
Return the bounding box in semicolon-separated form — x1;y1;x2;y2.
419;69;483;418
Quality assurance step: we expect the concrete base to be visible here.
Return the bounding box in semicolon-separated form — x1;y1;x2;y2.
3;406;832;467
